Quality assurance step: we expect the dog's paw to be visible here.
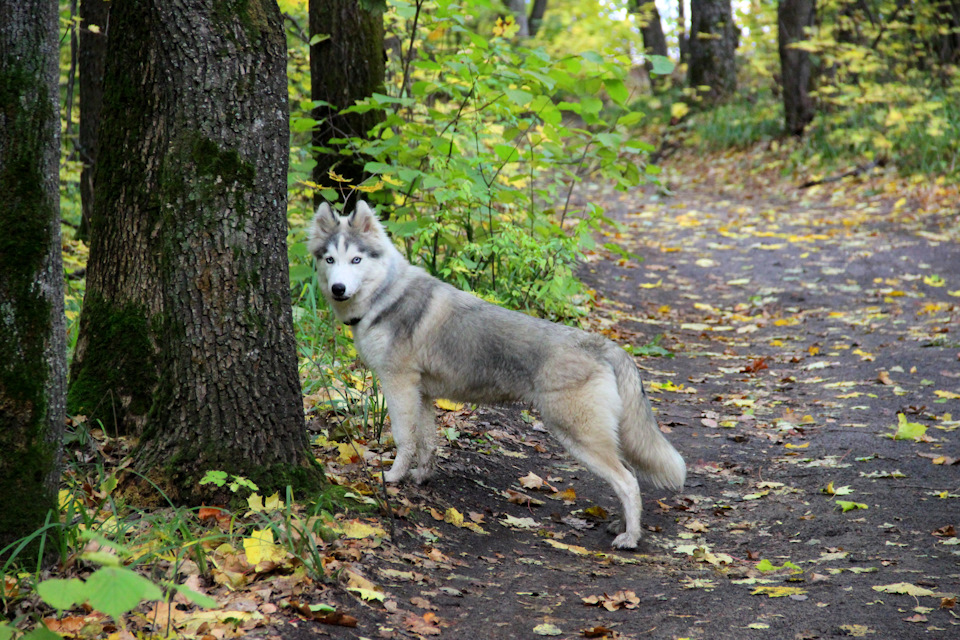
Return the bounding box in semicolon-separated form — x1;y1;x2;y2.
606;517;625;535
411;466;434;485
383;467;407;483
611;531;640;549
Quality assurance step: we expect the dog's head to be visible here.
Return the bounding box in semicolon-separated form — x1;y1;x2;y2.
308;201;388;303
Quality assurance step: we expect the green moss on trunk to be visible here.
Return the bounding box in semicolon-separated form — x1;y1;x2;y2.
67;296;157;432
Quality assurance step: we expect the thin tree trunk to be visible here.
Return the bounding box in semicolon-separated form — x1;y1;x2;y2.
778;0;817;135
688;0;739;103
528;0;548;36
76;0;109;242
635;1;669;57
678;0;689;64
0;0;66;563
310;0;385;203
632;0;669;89
72;0;321;503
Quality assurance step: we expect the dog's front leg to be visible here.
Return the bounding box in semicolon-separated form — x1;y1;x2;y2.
380;373;423;483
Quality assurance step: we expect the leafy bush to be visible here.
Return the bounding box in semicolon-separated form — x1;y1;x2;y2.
289;0;662;322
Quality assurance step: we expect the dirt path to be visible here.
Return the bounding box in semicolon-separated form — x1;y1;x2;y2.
283;167;960;640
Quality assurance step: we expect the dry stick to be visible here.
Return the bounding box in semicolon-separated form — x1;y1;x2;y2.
799;159;886;189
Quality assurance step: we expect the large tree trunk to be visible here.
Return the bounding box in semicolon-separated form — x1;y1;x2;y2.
76;0;110;242
688;0;739;103
309;0;385;202
0;0;66;562
778;0;817;135
70;0;322;504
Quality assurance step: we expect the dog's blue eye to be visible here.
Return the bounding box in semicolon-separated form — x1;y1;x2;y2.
351;257;362;264
325;257;334;264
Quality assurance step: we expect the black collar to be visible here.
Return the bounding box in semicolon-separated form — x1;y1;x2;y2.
344;317;362;326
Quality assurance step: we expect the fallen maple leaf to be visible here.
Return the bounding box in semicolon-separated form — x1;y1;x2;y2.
404;612;442;636
519;471;545;490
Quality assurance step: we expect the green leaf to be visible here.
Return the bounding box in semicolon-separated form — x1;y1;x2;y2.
200;470;228;487
617;111;644;127
649;55;675;76
893;413;927;440
0;624;14;640
604;78;628;105
84;566;163;620
309;33;330;46
836;500;868;513
36;578;87;610
21;626;61;640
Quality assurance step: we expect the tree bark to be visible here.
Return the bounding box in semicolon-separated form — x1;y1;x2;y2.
0;0;66;562
528;0;548;36
76;0;110;242
778;0;817;135
688;0;739;103
635;1;669;58
309;0;385;201
71;0;321;503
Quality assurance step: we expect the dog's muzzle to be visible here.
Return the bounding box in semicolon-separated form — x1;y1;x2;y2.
331;283;349;301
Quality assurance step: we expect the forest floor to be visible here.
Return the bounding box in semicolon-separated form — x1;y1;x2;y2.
264;151;960;640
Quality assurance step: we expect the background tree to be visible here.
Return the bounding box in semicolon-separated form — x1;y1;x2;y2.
70;0;322;503
310;0;385;199
0;0;66;561
631;0;669;89
688;0;738;102
778;0;816;135
76;0;109;241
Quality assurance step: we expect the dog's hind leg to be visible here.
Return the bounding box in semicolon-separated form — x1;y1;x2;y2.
381;373;423;483
540;378;643;549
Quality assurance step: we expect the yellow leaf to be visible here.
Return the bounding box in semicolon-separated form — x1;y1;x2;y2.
337;519;386;540
327;170;352;183
353;180;383;193
242;529;287;566
784;442;810;449
247;492;265;513
381;174;403;187
935;390;960;399
443;507;465;527
872;582;936;597
639;279;663;289
435;398;464;411
670;102;690;120
264;491;285;511
752;586;807;597
337;441;368;465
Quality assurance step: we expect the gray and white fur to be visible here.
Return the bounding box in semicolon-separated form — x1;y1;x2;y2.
309;201;685;549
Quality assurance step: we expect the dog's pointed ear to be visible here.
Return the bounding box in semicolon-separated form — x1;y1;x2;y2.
313;202;339;235
347;200;380;234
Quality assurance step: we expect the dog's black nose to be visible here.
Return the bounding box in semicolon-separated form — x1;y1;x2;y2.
331;283;346;297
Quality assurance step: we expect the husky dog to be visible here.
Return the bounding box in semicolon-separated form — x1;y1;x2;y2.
308;201;685;548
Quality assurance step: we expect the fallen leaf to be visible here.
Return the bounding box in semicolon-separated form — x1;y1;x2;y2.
532;622;563;636
872;582;936;597
751;586;807;597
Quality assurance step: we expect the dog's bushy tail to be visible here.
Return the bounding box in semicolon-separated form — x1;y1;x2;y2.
607;346;686;492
